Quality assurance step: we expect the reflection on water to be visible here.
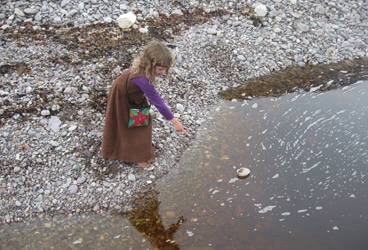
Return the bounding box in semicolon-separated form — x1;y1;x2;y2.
122;189;186;249
1;81;367;250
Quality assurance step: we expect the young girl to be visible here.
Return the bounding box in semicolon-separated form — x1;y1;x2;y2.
101;41;186;168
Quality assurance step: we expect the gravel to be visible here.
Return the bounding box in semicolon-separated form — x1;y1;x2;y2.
0;0;367;224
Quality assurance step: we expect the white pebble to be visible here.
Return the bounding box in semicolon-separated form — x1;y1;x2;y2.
24;8;39;15
139;27;149;33
14;8;25;17
69;125;77;131
117;12;136;29
49;140;59;147
254;4;267;17
176;103;184;112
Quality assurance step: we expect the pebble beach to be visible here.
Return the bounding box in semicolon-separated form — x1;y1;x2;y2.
0;0;367;224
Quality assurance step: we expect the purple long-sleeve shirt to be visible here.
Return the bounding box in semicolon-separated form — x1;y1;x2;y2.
131;76;174;121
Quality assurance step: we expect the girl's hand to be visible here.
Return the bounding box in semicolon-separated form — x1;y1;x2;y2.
171;118;187;134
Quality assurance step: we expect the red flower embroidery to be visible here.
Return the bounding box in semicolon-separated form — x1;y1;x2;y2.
133;111;147;125
129;108;149;127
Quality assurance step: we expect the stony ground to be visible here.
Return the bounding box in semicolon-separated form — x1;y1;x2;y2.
0;0;367;224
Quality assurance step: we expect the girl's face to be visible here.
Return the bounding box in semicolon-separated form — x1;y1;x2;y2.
154;66;167;76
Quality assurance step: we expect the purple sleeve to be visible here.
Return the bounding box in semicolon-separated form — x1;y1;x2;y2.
131;77;174;121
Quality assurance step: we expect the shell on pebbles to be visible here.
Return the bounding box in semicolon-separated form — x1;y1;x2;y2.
237;167;250;179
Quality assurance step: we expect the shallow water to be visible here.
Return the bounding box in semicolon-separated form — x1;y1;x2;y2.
1;81;367;250
154;80;368;250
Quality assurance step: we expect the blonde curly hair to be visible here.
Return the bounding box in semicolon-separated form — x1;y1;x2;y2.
131;41;174;84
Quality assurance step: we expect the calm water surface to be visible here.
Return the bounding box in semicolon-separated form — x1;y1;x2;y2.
154;80;368;250
1;81;367;250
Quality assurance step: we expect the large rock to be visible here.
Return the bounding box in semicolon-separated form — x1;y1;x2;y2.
254;4;268;17
117;12;136;29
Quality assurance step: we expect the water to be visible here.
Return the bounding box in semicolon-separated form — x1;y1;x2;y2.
1;81;367;250
154;80;368;250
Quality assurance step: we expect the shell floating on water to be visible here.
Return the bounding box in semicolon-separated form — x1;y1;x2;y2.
117;12;136;29
237;167;250;179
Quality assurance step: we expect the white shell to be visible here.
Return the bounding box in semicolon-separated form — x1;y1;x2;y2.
237;167;250;178
117;12;136;29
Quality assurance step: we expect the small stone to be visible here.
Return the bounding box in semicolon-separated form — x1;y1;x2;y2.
274;27;282;33
315;5;325;14
128;173;136;181
14;166;21;173
296;22;310;32
49;140;59;147
72;164;83;171
73;240;82;245
93;204;100;211
15;154;21;161
15;201;22;207
69;184;78;194
77;175;86;184
48;116;61;133
14;8;25;17
69;125;77;131
237;55;246;61
24;8;39;15
207;28;218;35
61;0;71;8
68;9;79;17
294;55;304;63
53;16;62;23
176;103;184;112
152;11;159;18
172;9;183;15
34;13;42;21
139;27;149;33
104;16;112;23
41;110;50;116
87;16;96;23
232;21;242;27
63;87;73;94
120;4;128;10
